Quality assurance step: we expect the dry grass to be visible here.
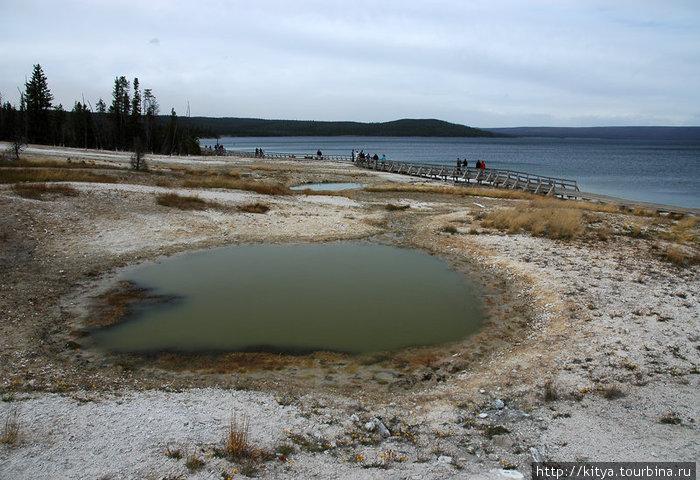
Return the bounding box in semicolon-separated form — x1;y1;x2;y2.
385;203;410;211
600;384;626;399
1;406;20;445
0;167;111;184
183;175;289;195
543;380;558;401
156;193;209;210
185;448;205;471
664;245;700;266
664;216;698;245
365;183;535;200
12;182;80;200
224;412;253;459
240;202;270;214
483;205;584;240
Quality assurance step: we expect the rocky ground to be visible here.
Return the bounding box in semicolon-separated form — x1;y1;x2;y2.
0;143;698;479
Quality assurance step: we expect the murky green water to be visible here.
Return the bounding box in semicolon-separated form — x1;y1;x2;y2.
94;244;484;354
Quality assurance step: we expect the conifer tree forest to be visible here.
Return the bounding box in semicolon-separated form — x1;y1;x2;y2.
0;64;201;155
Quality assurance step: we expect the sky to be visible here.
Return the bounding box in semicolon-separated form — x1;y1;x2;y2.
1;0;699;127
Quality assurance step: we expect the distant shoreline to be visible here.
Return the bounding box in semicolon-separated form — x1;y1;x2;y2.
485;126;700;141
177;116;700;141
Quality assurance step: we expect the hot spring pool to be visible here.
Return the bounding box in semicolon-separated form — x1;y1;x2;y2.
93;243;484;354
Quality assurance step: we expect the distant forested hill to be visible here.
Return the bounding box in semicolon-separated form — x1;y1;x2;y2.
176;117;500;138
485;126;700;141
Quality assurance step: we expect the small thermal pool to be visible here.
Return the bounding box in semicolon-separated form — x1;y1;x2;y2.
290;182;366;191
93;244;484;354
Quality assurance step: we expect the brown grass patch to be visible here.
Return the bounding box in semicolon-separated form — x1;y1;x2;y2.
240;202;270;214
12;182;80;200
483;205;583;239
664;216;699;245
663;245;700;266
156;192;209;210
0;167;111;184
385;203;410;211
365;183;535;200
183;175;289;195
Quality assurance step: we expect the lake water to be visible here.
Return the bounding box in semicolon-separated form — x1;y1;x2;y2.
94;244;484;354
201;136;700;208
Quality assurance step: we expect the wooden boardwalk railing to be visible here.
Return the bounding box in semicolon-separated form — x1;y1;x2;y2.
354;157;580;197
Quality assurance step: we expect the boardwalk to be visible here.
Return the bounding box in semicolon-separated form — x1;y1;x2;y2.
225;150;699;215
354;157;580;197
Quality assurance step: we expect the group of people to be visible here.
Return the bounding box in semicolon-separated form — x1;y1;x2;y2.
254;148;265;157
456;158;487;170
352;150;386;163
204;144;226;155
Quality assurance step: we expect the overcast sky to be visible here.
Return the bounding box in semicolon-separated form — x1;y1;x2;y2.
1;0;698;127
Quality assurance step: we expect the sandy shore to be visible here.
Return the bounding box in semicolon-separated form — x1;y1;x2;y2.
0;144;698;479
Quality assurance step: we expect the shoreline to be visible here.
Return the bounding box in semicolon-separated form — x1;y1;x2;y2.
0;144;697;479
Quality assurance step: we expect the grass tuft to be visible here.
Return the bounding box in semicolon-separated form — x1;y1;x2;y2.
600;384;625;399
185;449;205;471
543;380;558;401
663;245;699;266
224;412;252;459
1;406;20;445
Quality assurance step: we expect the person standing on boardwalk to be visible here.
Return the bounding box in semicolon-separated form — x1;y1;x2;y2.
476;160;482;169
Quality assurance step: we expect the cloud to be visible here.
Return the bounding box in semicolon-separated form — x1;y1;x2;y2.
0;0;698;126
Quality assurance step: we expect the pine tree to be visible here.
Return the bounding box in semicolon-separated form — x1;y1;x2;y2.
109;76;130;149
129;77;143;149
24;64;54;144
142;88;159;152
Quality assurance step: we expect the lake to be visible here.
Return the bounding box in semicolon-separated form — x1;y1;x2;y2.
201;136;700;208
93;244;484;354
